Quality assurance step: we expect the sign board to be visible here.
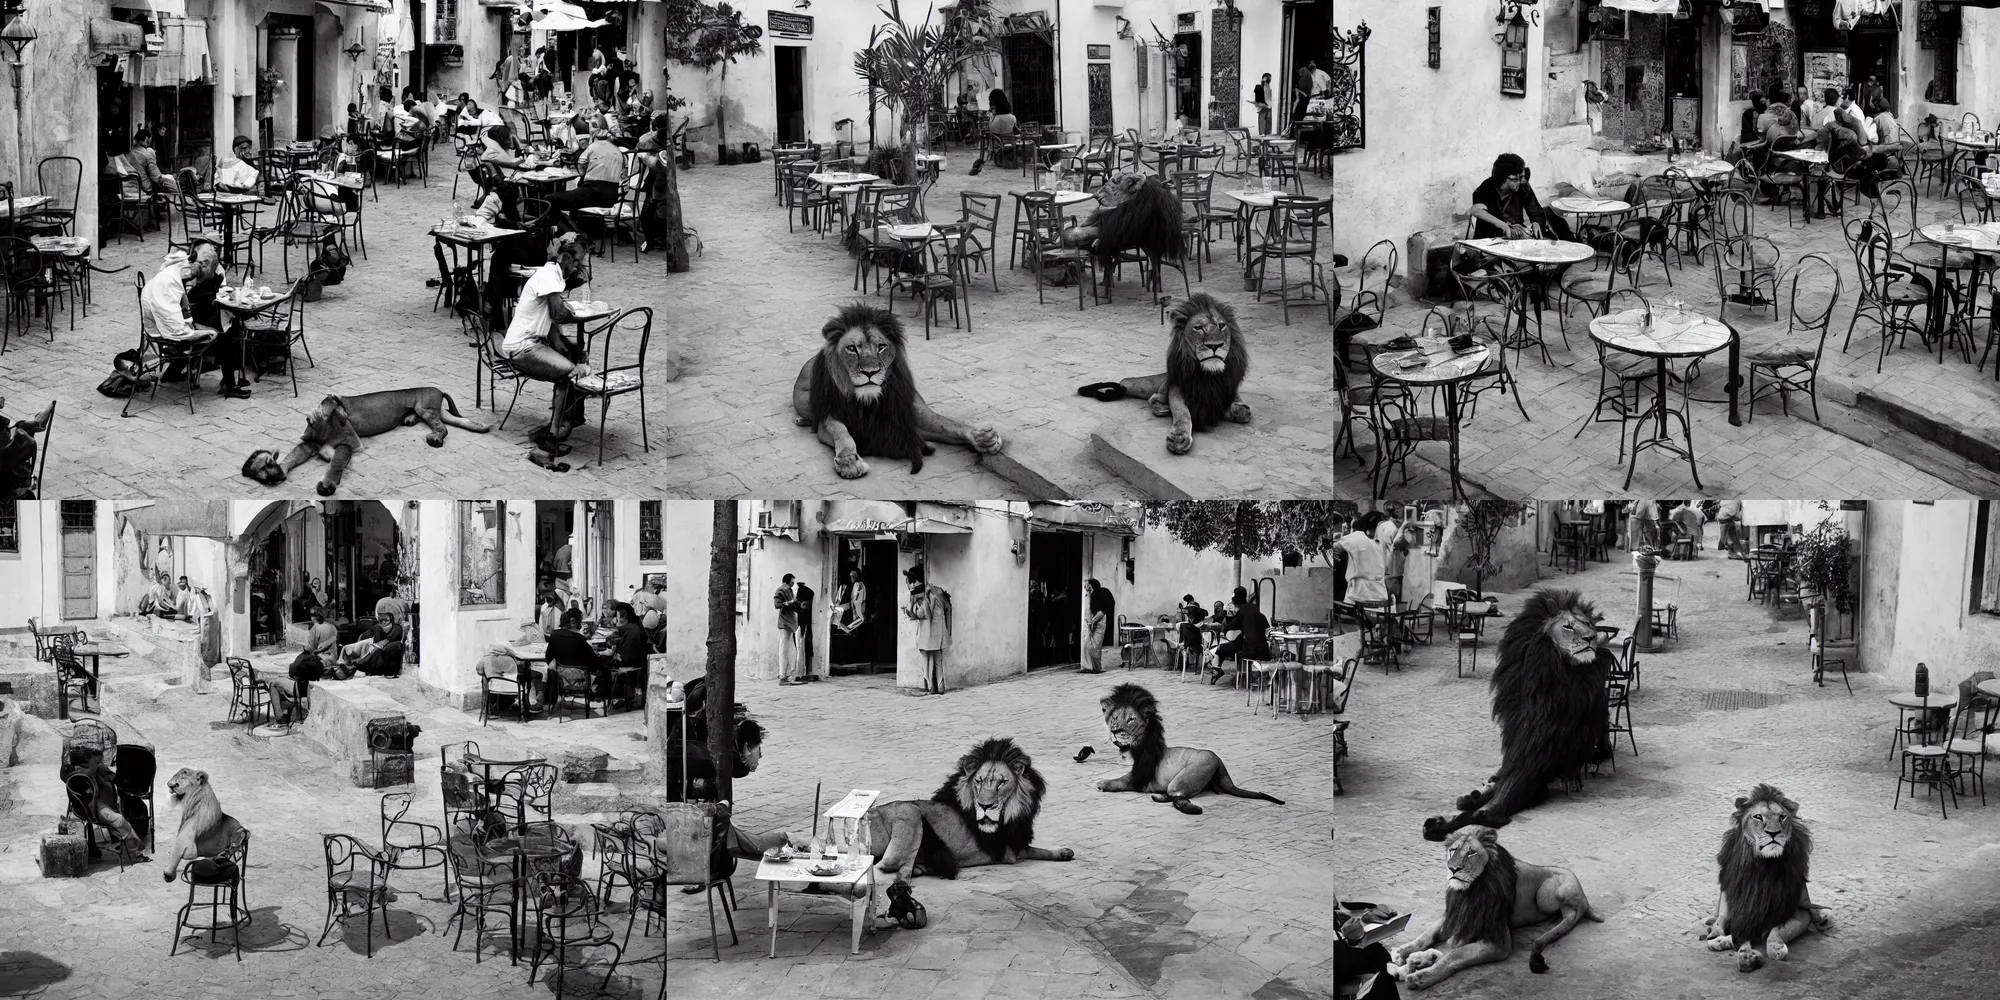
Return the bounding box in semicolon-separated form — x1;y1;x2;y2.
768;10;812;38
1803;50;1848;103
1087;43;1110;60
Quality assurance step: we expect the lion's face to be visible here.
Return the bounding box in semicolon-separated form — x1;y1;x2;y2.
1105;704;1149;753
963;759;1024;834
241;449;285;484
1739;797;1795;859
1444;827;1497;891
168;768;208;805
1095;172;1155;211
1181;305;1235;375
1542;604;1604;664
822;317;899;405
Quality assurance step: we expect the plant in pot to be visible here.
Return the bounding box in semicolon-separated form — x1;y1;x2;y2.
1792;512;1855;635
1458;499;1530;607
853;0;997;190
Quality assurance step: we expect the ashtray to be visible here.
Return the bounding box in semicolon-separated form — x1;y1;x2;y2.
1383;337;1417;351
809;864;843;877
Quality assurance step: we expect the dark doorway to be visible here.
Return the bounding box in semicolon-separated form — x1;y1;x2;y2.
535;500;576;606
1002;33;1056;126
1173;32;1203;124
1847;29;1898;110
1283;0;1330;132
1027;530;1083;670
831;538;896;675
296;26;316;137
775;46;806;144
97;66;129;165
1661;14;1701;141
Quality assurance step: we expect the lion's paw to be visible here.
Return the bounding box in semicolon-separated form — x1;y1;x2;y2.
1404;950;1441;972
1226;400;1253;424
1768;940;1788;962
1809;908;1833;932
1096;778;1119;792
316;480;337;497
1404;963;1444;989
426;430;446;447
970;426;1004;454
1707;934;1735;952
833;447;870;479
1737;946;1765;973
1054;848;1074;861
1147;393;1171;418
1166;427;1194;455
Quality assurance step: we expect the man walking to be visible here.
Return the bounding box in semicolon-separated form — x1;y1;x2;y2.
1253;73;1273;136
775;573;802;685
793;578;817;682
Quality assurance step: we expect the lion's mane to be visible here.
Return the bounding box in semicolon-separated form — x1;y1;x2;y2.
1717;784;1813;950
1100;683;1167;788
1437;836;1520;948
170;768;225;836
1089;174;1186;269
1490;589;1614;781
1164;294;1249;431
806;303;926;472
928;737;1047;875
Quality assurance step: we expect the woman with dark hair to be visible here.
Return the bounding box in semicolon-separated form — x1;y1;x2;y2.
1468;152;1571;241
988;88;1012;117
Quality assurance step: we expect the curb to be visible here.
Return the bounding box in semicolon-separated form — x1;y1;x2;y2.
1804;377;2000;494
982;451;1074;500
1089;433;1193;500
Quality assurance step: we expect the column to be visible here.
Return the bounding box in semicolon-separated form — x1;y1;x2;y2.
269;26;301;141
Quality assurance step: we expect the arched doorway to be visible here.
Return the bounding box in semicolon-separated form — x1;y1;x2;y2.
240;500;418;649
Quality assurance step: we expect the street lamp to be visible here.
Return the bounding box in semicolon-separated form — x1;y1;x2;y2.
2;12;34;189
345;41;365;132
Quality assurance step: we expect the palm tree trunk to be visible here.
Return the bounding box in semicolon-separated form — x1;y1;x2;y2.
705;500;739;803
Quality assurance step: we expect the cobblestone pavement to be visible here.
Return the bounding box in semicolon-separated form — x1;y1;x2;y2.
1341;183;1999;498
1334;523;2000;1000
0;649;1330;1000
6;147;1334;499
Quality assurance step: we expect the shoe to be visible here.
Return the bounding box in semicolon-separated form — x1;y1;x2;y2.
220;384;252;399
1074;746;1094;762
1077;382;1126;402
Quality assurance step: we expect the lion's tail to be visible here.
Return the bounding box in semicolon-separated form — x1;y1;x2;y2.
437;392;494;433
1211;762;1285;804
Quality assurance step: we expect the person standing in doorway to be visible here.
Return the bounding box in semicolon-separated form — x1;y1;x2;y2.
1084;578;1115;674
793;578;817;682
1253;73;1273;136
904;567;953;694
1293;63;1315;123
775;573;802;685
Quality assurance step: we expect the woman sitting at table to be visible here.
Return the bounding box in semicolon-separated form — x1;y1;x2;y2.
499;234;594;457
1468;153;1573;242
480;123;527;176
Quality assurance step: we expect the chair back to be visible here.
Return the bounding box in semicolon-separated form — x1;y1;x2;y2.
1783;252;1843;359
440;739;480;772
322;832;387;886
591;306;652;391
654;800;728;885
65;771;98;823
26;400;53;498
956;191;1000;241
38;155;82;214
1847;227;1899;307
1267;194;1331;248
1020;190;1068;248
498;762;557;829
113;744;156;798
1343;238;1399;331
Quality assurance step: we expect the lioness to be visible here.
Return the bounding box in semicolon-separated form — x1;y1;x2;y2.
241;388;492;495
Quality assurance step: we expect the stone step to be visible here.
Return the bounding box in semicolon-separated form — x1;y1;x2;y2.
1813;380;2000;494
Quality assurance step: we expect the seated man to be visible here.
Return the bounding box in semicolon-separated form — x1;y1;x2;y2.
0;398;51;500
1468;152;1573;242
479;123;526;176
215;135;262;194
542;124;626;239
499;234;594;457
477;646;544;714
140;243;252;399
1204;594;1271;684
546;613;603;702
305;606;343;674
266;648;325;726
68;750;147;860
138;573;179;618
606;601;652;704
342;611;406;677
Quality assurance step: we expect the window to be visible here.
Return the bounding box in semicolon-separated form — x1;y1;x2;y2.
458;500;506;607
60;501;95;531
640;500;663;562
0;502;17;553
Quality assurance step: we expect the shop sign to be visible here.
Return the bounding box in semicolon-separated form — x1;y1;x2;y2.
768;10;812;38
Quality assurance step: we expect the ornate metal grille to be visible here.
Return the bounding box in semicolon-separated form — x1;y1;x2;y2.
1326;21;1371;152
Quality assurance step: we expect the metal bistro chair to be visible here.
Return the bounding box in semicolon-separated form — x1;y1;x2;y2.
380;790;450;901
114;743;159;854
1744;253;1842;422
936;191;1002;294
318;833;394;956
168;828;251;960
1946;692;2000;807
1842;224;1932;373
469;311;534;430
578;161;650;262
529;872;625;999
568;306;653;466
443;811;520;964
224;657;273;730
239;277;311;397
1253;195;1335;326
1021;190;1099;310
639;801;739;972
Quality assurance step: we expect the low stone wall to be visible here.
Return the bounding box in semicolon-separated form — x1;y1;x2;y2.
0;662;58;719
302;680;412;788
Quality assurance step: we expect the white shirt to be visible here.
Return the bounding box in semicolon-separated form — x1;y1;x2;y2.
502;262;567;355
553;543;573;574
1311;69;1332;94
1842;103;1878;144
139;257;206;342
1337;530;1388;603
477;108;503;128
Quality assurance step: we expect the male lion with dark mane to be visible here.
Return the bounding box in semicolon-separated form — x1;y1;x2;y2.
862;738;1074;882
1388;825;1601;989
1096;683;1285;813
791;303;1004;478
1077;293;1251;454
1062;171;1186;299
241;388;492;495
1699;783;1831;972
1424;589;1615;842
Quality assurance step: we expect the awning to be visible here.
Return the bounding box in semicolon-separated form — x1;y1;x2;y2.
110;0;186;15
1603;0;1783;11
1028;501;1139;535
907;502;973;534
824;500;910;535
117;500;234;539
318;0;392;10
91;18;147;55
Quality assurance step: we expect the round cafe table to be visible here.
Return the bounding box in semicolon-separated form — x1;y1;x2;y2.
1459;238;1595;361
1888;690;1959;755
1913;222;2000;363
1588;307;1734;490
1369;343;1495;502
1547;196;1631;220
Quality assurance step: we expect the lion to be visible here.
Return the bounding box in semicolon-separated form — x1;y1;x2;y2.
790;303;1004;479
1424;589;1615;842
1698;784;1832;973
241;388;492;496
1096;683;1285;814
1076;294;1251;454
1061;171;1186;299
862;737;1074;897
1388;825;1603;989
160;769;248;883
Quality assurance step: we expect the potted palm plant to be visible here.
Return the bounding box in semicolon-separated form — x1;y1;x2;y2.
853;0;997;189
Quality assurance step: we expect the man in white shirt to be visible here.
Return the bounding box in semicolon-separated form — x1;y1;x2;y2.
500;234;593;453
1802;88;1839;131
1837;95;1877;144
1337;514;1389;605
1310;62;1332;98
139;245;223;361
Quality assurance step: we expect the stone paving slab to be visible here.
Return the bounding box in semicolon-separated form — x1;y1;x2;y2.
7;147;1337;499
1336;524;2000;999
1342;185;2000;498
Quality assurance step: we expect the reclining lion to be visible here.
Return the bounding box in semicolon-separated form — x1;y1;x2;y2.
242;388;492;495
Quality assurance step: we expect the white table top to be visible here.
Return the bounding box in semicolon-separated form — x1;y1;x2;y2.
566;300;617;321
882;224;936;241
1673;158;1735;178
302;171;367;190
0;194;53;216
1944;133;2000;150
809;172;880;186
1372;344;1494;386
30;236;89;257
753;851;875;887
201;192;266;206
1038;143;1079;151
1918;222;2000;254
1548;196;1632;215
1589;307;1732;359
1461;238;1596;265
1224;190;1283;207
216;287;290;311
1778;148;1829;164
1020;189;1093;207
